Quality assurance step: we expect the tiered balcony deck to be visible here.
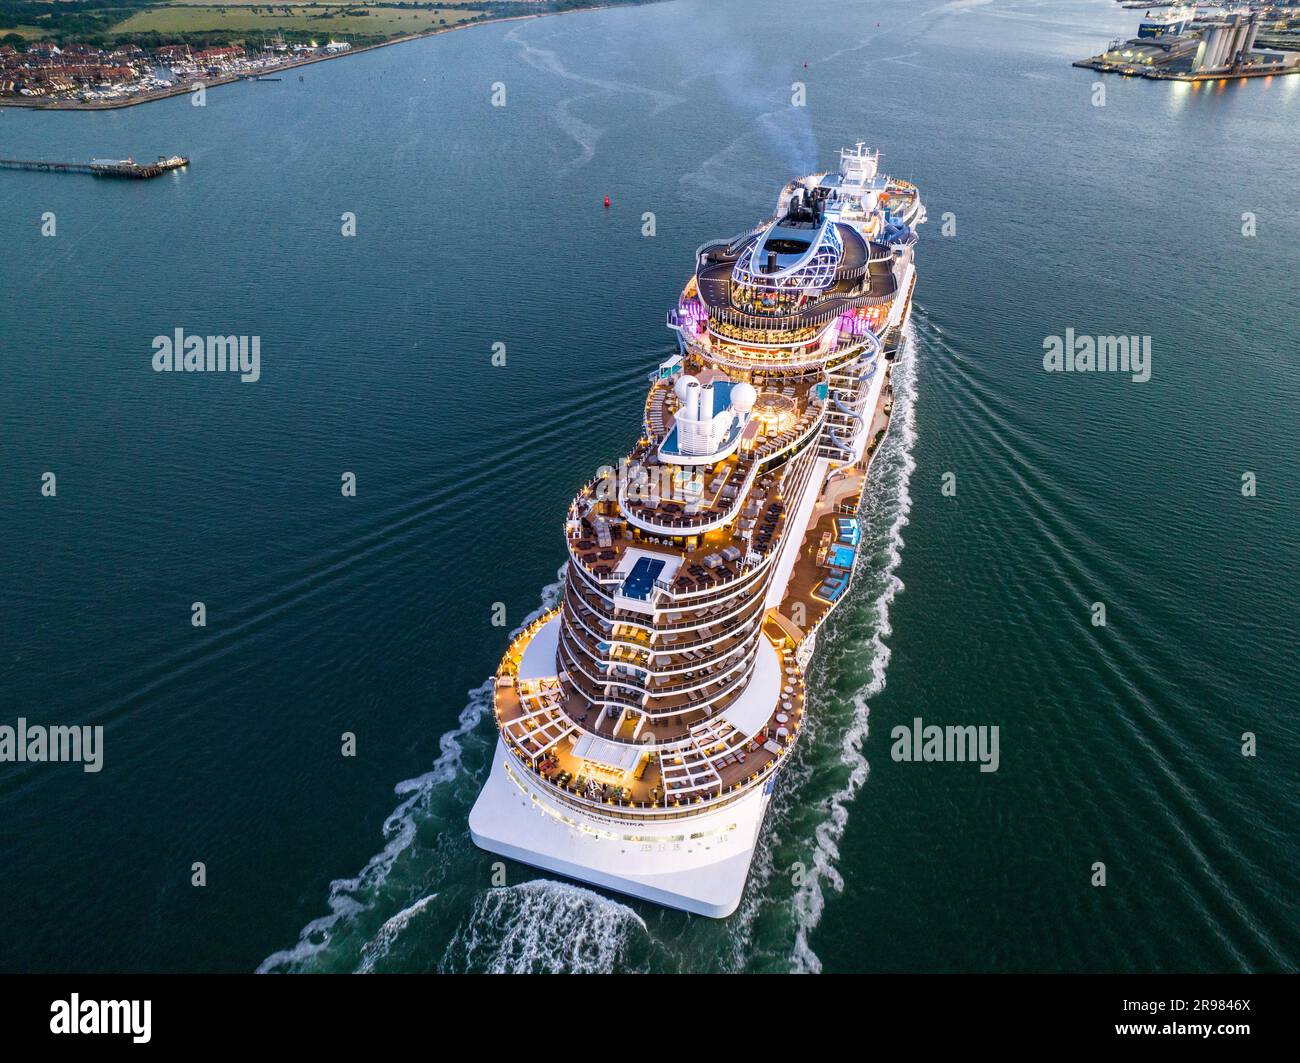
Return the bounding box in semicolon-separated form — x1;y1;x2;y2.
569;376;825;598
562;596;760;682
568;465;802;604
488;332;840;823
556;623;756;737
493;619;807;817
568;509;757;594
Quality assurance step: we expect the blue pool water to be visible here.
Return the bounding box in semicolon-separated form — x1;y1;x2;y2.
828;544;857;568
622;557;665;600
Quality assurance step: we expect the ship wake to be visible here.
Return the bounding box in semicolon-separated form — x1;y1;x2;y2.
785;323;920;973
439;881;650;974
354;893;440;974
256;569;567;974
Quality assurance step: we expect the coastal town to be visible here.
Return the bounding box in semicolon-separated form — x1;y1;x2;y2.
0;37;353;104
0;1;629;107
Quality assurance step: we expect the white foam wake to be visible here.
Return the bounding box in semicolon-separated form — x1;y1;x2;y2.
354;893;439;974
788;326;920;974
257;568;568;974
440;880;648;974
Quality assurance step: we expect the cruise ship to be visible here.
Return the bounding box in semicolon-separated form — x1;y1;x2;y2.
470;144;924;917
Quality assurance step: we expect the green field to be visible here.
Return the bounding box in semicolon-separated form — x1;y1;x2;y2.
110;4;483;39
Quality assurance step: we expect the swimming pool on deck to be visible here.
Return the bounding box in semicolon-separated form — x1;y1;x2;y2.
622;556;666;599
828;543;856;568
813;519;863;604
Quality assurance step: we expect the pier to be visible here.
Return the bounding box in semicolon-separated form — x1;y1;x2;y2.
0;155;189;179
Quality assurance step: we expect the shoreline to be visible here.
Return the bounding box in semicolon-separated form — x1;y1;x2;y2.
0;4;627;112
1072;57;1300;81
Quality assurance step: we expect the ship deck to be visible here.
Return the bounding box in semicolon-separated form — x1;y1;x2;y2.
694;230;898;333
572;376;826;595
774;375;892;643
495;626;805;812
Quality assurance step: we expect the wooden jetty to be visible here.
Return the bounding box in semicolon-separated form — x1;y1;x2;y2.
0;154;189;179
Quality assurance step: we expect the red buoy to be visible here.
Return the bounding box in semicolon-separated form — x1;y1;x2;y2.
604;195;611;209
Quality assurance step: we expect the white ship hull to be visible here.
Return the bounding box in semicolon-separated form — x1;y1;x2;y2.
471;738;772;917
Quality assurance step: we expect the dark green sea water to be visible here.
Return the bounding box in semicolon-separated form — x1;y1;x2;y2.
1;0;1296;973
